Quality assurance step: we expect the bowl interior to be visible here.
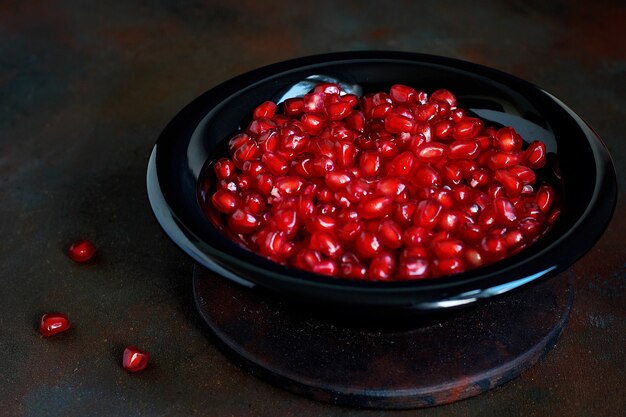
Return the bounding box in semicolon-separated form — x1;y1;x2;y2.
150;52;616;310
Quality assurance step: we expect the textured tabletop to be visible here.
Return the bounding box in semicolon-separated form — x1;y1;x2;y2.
1;1;624;416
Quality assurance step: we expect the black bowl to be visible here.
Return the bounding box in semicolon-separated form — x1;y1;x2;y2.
147;51;616;317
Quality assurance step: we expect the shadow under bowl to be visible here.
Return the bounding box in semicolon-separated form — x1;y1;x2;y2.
147;51;616;318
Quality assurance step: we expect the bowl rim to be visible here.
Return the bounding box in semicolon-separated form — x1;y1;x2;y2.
147;51;617;308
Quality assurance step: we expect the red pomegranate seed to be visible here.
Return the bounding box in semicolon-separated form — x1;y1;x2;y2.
430;89;457;107
414;200;442;229
432;120;454;140
211;190;238;214
397;257;429;279
524;141;547;168
434;258;465;275
494;127;523;151
449;140;480;159
384;112;416;133
416;142;448;161
228;209;259;234
68;240;96;263
247;118;277;137
369;253;395;280
390;84;417;103
378;219;403;248
453;117;483;140
39;313;70;337
122;346;150;373
358;197;393;219
340;261;367;279
493;197;518;224
507;165;536;184
214;158;236;180
536;184;555;213
253;101;277;119
326;102;352;121
354;231;382;258
389;151;416;176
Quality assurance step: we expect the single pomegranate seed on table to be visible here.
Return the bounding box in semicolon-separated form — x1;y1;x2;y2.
122;346;150;373
39;313;70;337
202;83;560;280
68;240;96;263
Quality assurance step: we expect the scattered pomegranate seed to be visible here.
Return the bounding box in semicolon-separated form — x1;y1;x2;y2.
68;240;96;263
39;313;70;337
201;84;560;280
122;346;150;373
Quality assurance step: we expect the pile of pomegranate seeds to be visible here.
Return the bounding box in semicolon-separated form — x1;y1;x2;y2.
203;83;560;280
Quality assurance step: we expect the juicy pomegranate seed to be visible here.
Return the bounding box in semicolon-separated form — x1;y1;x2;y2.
449;140;480;159
453;117;483;140
326;102;352;121
39;313;70;337
214;158;236;180
68;240;96;263
211;190;238;214
536;184;555;213
397;257;429;279
384;112;416;133
354;231;382;258
122;346;150;373
228;209;259;234
414;200;442;229
358;197;393;219
253;101;277;119
369;253;395;280
524;141;547;169
494;127;523;151
390;84;417;103
430;89;457;107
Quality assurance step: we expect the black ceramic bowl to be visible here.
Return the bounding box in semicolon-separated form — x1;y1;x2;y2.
147;51;616;317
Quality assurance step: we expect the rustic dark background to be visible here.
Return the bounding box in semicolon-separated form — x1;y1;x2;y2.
1;1;624;416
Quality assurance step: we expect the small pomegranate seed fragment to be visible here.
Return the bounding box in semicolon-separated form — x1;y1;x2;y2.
39;313;70;337
123;346;150;373
68;240;96;263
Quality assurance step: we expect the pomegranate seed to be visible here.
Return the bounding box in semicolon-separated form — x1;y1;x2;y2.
434;258;465;275
369;253;396;280
214;158;236;180
390;84;417;103
312;260;338;276
397;257;429;279
432;120;454;140
453;117;483;140
283;98;304;117
354;231;382;258
211;190;238;214
358;197;393;219
430;89;457;107
347;110;366;132
389;151;416;176
228;209;259;234
378;219;403;248
493;197;518;224
326;102;352;121
122;346;150;373
384;112;416;133
536;184;555;213
448;140;480;159
253;101;277;119
68;240;96;263
495;127;523;151
524;141;547;168
39;313;70;337
414;200;442;229
247;118;277;137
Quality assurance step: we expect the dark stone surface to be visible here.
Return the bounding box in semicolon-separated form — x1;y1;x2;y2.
193;265;573;409
0;1;624;416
